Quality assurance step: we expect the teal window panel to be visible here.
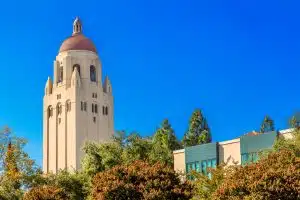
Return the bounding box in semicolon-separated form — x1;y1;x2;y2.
207;159;212;178
212;159;217;168
192;162;196;170
249;153;253;162
186;163;192;173
207;159;212;168
242;153;248;165
195;162;201;172
201;160;207;175
253;152;258;162
242;152;259;165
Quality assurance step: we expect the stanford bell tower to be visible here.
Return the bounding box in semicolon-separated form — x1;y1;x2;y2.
43;17;114;173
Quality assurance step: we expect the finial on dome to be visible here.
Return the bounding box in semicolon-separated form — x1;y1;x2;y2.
73;17;82;35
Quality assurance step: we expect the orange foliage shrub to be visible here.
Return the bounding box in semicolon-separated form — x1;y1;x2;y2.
213;150;300;200
23;185;68;200
92;160;193;200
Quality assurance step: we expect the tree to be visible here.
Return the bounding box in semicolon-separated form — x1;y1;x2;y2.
112;130;127;147
43;170;91;200
289;113;300;128
81;141;123;176
273;127;300;157
149;119;181;166
260;115;275;133
183;109;211;147
191;162;235;200
121;132;153;164
91;160;193;200
157;119;182;151
23;185;67;200
81;132;153;176
213;150;300;200
0;126;40;199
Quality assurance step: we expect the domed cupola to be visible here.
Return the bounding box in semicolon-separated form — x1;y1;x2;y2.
59;17;97;53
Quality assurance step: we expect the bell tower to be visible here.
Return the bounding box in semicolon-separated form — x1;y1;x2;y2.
43;17;114;173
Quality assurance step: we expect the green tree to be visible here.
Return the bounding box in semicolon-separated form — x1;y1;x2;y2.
149;119;181;166
43;170;90;200
289;114;300;128
183;109;211;147
81;132;153;176
81;141;123;176
121;132;153;164
91;160;193;200
260;115;275;133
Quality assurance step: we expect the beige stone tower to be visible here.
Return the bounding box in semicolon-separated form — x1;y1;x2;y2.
43;17;114;173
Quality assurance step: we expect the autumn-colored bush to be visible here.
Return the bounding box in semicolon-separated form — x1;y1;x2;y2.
92;160;193;200
23;185;68;200
213;150;300;200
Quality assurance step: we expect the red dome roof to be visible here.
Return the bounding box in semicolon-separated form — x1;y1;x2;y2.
59;33;97;53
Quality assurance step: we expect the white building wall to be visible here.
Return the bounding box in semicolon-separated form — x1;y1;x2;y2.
279;128;294;140
173;149;185;174
218;138;241;166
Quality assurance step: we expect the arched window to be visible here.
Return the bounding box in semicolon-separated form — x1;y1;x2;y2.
90;65;96;82
73;64;81;75
58;67;63;83
48;106;53;118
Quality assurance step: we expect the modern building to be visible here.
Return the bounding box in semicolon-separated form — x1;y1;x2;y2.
173;129;294;175
43;18;114;173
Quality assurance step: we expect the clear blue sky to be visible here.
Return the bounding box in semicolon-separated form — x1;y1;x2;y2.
0;0;299;166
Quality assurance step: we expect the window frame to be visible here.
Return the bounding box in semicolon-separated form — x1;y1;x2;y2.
90;65;97;82
58;66;63;83
73;64;81;75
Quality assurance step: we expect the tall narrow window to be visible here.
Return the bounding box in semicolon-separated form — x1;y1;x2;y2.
73;64;81;75
95;104;98;114
58;67;63;83
92;104;94;113
105;107;108;115
57;104;62;115
48;106;53;118
90;65;96;82
66;101;71;112
84;102;87;111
